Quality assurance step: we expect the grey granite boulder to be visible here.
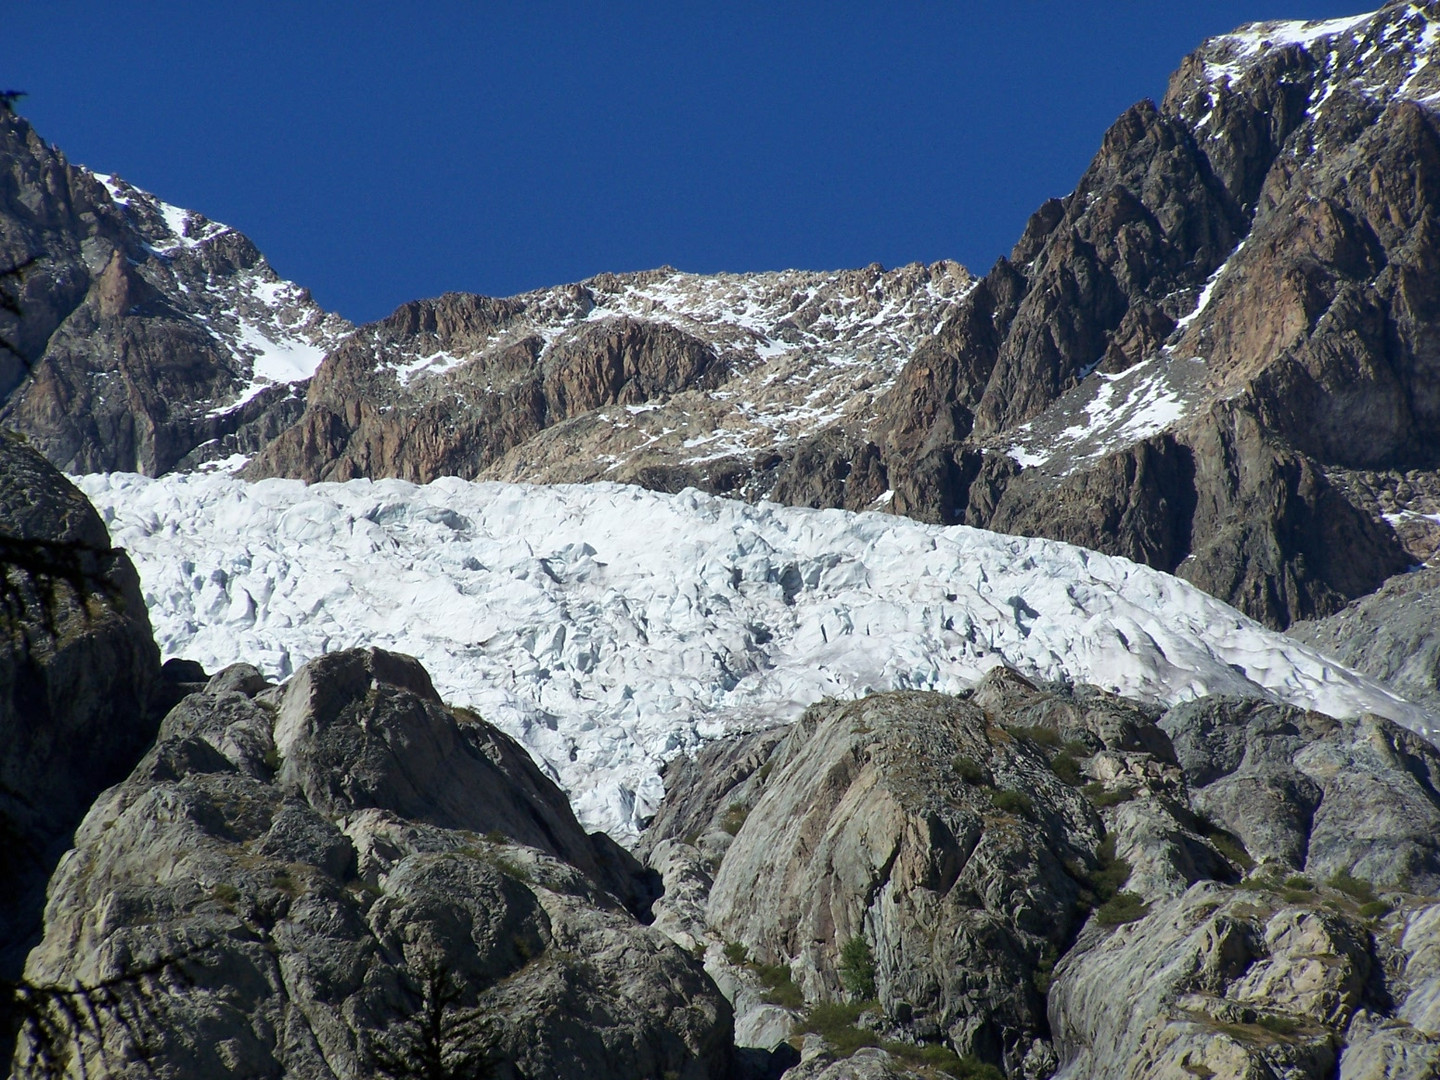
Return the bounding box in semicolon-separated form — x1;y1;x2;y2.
1161;698;1440;891
705;688;1103;1073
19;647;731;1080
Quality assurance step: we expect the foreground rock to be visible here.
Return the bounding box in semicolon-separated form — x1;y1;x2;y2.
643;669;1440;1078
20;647;731;1080
1162;698;1440;892
0;434;160;978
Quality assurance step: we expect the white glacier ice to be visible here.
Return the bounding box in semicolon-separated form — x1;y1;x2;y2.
78;472;1434;840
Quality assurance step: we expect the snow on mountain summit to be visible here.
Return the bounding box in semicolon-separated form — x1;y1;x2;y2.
87;171;351;417
1194;3;1440;106
78;472;1434;839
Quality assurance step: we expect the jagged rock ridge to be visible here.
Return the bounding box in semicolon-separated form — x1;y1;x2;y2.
241;261;972;498
0;111;352;475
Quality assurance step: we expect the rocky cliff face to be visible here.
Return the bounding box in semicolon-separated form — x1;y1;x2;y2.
641;669;1440;1079
0;112;351;475
1290;562;1440;714
21;647;732;1080
880;2;1440;628
0;434;160;979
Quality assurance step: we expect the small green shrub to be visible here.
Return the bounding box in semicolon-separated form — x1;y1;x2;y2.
723;942;804;1007
1200;821;1254;871
261;746;282;772
754;961;804;1008
722;941;749;965
1033;945;1057;995
1050;751;1083;786
757;759;775;782
212;882;241;904
1089;835;1131;899
799;1001;875;1055
884;1042;1002;1079
1010;724;1062;748
1256;1014;1301;1036
720;802;750;836
1359;899;1393;919
1237;876;1272;892
1282;875;1313;891
838;936;876;1000
796;1002;1004;1079
1096;891;1150;926
1082;782;1134;808
931;1053;1004;1080
952;755;988;785
1327;870;1376;903
990;788;1033;816
492;855;532;883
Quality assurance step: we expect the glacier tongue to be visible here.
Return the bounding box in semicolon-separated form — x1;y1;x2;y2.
78;472;1433;840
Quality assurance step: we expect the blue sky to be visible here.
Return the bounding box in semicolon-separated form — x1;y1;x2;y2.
9;2;1368;324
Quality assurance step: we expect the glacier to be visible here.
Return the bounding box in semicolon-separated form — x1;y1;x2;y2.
79;472;1434;840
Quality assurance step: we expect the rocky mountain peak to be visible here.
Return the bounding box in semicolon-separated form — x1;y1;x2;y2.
0;112;352;475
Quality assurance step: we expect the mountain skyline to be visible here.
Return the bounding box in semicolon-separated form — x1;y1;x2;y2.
8;1;1373;324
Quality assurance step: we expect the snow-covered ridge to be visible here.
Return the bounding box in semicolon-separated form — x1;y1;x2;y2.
389;262;974;389
78;472;1434;840
1004;355;1202;474
86;171;352;419
1196;4;1440;111
1008;5;1440;478
367;262;973;485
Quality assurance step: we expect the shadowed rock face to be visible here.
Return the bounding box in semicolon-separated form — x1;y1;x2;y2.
0;434;160;977
643;668;1440;1079
21;647;731;1080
